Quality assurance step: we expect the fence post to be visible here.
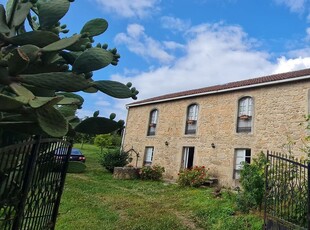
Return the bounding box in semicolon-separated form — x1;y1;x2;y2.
308;162;310;230
263;150;269;230
12;135;41;230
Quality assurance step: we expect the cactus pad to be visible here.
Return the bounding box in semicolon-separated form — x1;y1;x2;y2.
56;92;84;105
35;105;68;137
9;31;60;47
80;18;108;37
10;82;35;100
19;45;40;62
41;34;81;52
29;96;63;108
0;5;9;33
37;0;70;29
93;80;138;99
18;72;91;92
0;94;24;111
74;117;123;134
12;2;32;27
72;47;113;74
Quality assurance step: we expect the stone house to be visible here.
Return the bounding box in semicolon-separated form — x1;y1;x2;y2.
122;68;310;186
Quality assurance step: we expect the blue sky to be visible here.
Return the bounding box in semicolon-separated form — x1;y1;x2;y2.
3;0;310;121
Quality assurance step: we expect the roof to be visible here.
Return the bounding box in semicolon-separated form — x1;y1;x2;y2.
127;68;310;108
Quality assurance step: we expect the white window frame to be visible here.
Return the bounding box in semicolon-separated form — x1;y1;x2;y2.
237;97;253;133
147;109;158;136
181;147;195;169
144;147;154;166
185;104;198;134
233;149;251;179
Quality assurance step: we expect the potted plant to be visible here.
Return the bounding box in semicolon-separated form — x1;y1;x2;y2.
149;123;156;127
187;120;196;124
239;115;251;120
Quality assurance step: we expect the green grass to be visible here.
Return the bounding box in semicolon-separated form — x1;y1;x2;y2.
56;144;263;230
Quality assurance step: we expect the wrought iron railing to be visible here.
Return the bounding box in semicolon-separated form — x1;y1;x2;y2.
0;136;72;230
264;151;309;230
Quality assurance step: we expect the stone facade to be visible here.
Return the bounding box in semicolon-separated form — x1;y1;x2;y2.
122;73;310;187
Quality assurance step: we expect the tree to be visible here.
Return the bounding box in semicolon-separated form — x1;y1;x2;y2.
94;134;113;154
0;0;139;146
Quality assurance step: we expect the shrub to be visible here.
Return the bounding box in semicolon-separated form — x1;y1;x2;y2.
139;165;165;181
237;152;268;213
236;192;256;213
177;166;209;187
99;148;128;173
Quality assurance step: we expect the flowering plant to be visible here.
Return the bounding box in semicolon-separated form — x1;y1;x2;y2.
177;166;209;187
139;165;165;181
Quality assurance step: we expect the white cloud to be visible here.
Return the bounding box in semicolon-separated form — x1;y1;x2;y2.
114;24;175;63
94;0;160;18
287;47;310;57
109;22;310;121
163;41;185;50
273;56;310;73
160;16;191;32
274;0;306;13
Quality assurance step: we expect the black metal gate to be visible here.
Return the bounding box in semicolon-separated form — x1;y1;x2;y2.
264;151;310;230
0;136;72;230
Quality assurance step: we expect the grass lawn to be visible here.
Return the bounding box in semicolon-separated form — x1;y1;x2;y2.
56;144;263;230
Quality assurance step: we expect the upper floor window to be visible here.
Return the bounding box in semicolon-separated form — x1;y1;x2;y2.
185;104;198;134
237;97;253;133
147;109;158;136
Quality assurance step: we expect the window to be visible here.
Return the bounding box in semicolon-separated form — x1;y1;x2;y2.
147;109;158;136
237;97;253;133
233;149;251;179
185;104;198;134
144;147;154;166
181;147;195;169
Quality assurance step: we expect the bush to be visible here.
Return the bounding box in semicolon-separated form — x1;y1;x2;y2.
237;152;268;213
236;192;256;213
99;148;128;173
177;166;209;187
139;165;165;181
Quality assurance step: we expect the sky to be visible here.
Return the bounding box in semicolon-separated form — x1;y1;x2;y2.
4;0;310;121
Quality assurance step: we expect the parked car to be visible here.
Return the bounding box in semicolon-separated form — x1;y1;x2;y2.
54;148;86;163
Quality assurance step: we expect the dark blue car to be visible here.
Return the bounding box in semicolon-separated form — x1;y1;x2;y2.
54;148;86;163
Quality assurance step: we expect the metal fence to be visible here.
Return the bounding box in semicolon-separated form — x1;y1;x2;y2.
264;151;310;230
0;136;72;230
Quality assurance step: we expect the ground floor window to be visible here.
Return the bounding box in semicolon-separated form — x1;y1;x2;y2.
233;148;251;179
181;147;195;169
144;147;154;166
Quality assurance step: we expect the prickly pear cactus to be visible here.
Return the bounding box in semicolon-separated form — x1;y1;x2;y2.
0;0;138;145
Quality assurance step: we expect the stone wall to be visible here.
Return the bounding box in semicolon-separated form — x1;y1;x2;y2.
122;80;310;186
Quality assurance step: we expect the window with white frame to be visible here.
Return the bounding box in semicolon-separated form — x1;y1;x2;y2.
237;97;253;133
144;147;154;166
181;147;195;169
185;104;198;134
233;149;251;179
147;109;158;136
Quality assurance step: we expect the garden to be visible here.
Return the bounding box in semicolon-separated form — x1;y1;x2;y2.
55;144;263;230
